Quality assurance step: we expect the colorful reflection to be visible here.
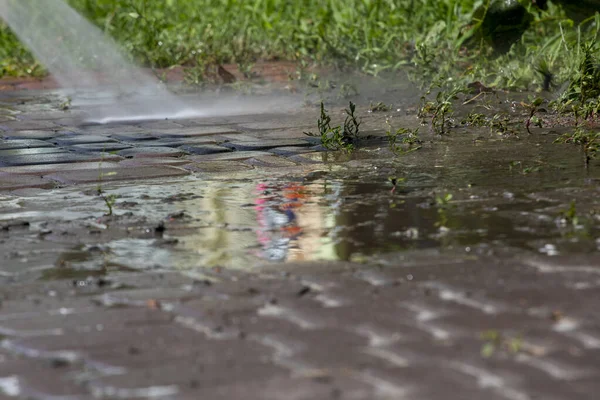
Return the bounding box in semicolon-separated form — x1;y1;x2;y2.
255;182;307;261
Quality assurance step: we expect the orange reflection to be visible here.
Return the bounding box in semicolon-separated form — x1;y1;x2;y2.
255;182;307;261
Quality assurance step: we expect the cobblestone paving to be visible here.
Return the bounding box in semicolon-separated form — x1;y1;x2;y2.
1;89;600;399
1;253;600;399
0;91;334;191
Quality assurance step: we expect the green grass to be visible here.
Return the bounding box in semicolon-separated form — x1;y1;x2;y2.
1;0;599;97
0;22;44;77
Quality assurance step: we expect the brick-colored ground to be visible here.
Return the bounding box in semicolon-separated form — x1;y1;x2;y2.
2;253;600;399
0;62;299;92
1;80;600;399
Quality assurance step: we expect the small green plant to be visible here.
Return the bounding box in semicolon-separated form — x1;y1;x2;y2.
59;96;72;111
435;192;453;207
305;101;361;152
488;113;513;135
461;112;487;127
96;151;117;216
520;96;544;134
388;176;406;194
369;101;392;112
386;119;422;155
338;83;359;99
434;192;454;228
558;200;579;227
480;330;523;358
555;127;599;165
184;64;206;87
508;160;542;175
420;84;465;135
97;187;117;216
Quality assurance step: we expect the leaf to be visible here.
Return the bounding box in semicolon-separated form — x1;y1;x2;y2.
128;12;140;19
481;342;496;358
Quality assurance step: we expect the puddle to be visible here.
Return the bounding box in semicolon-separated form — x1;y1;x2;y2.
0;133;598;279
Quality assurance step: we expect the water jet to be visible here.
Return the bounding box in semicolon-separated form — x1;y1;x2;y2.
0;0;297;124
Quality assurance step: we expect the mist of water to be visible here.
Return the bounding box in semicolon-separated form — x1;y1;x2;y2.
0;0;299;123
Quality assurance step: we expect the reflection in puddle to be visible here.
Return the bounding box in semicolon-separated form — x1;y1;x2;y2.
255;182;306;261
2;170;599;274
254;181;341;262
167;179;342;267
1;134;599;277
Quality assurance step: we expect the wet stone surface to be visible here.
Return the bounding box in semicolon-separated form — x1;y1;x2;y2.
67;142;133;153
0;88;599;399
222;138;312;151
0;152;121;167
1;130;65;140
53;135;120;146
117;146;189;158
179;144;233;155
0;147;65;157
0;139;57;149
108;132;157;142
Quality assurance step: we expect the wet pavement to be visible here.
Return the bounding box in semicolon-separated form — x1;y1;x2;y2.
1;86;600;399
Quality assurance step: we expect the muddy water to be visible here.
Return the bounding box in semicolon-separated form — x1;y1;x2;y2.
0;133;598;281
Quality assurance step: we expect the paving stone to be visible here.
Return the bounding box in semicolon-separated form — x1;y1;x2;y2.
87;354;287;395
108;132;157;142
117;147;188;158
0;147;66;157
253;128;313;140
50;118;83;128
188;151;271;162
0;173;55;191
175;114;268;127
1;130;65;140
80;124;145;135
189;151;273;162
0;120;59;131
177;375;375;400
0;152;121;167
44;165;189;184
5;85;600;400
183;161;254;173
67;143;133;153
268;146;316;156
119;158;191;167
0;139;56;149
135;137;221;147
137;120;185;130
179;144;232;155
94;288;206;307
237;120;313;130
288;152;327;164
53;135;117;146
0;358;90;398
0;307;175;335
19;111;82;121
244;155;299;167
222;139;311;151
151;126;239;138
0;161;122;176
219;133;262;142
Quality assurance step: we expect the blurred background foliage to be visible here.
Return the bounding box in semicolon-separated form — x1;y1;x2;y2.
0;0;599;92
